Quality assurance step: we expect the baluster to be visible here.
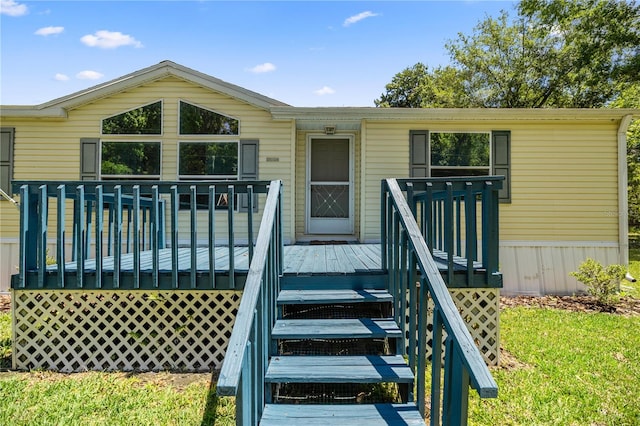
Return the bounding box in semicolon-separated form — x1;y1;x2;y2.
425;183;434;254
208;185;216;289
380;181;388;270
445;182;454;285
56;185;66;288
133;186;140;289
75;185;85;288
465;182;476;286
455;194;462;257
114;186;122;288
228;185;235;289
151;186;159;288
430;307;444;426
96;185;103;289
417;276;428;417
38;185;47;288
170;185;179;289
247;185;254;262
190;185;197;289
85;197;93;260
408;249;417;376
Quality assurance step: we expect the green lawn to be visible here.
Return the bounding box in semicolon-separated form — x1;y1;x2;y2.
0;250;638;425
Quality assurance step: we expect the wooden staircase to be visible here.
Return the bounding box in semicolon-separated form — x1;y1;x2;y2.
260;283;425;425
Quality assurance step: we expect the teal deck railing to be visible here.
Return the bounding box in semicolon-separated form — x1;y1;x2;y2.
12;180;271;290
383;176;503;288
382;178;499;424
216;180;283;425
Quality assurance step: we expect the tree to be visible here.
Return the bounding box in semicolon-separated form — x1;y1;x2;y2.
375;0;640;109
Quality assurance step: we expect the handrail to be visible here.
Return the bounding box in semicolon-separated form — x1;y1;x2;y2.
216;180;283;425
0;188;19;208
382;178;498;425
12;180;269;290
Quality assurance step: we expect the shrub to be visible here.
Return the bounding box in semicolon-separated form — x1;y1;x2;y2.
570;258;627;306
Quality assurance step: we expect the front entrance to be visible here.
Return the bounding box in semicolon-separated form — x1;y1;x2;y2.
306;136;353;234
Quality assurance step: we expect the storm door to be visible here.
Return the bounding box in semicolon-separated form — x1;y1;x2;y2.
306;137;353;234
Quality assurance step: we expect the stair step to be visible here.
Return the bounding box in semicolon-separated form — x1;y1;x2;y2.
278;289;392;305
265;355;414;384
272;318;401;340
260;403;424;425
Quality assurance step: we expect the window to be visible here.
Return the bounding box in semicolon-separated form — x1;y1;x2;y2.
179;101;238;135
179;142;238;178
178;141;238;209
102;101;162;135
101;141;161;179
430;132;490;177
0;127;14;196
410;130;511;202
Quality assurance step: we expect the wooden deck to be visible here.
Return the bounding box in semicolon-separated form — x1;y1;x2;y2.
17;243;486;290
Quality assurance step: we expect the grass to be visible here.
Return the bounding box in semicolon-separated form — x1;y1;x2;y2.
0;249;638;424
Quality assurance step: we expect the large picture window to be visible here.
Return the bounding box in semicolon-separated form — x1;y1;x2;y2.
102;101;162;135
179;101;239;135
178;141;238;209
429;132;490;177
101;141;161;179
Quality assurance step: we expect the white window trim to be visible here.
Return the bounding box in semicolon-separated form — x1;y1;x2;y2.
100;99;164;136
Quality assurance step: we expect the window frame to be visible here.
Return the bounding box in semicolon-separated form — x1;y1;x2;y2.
178;99;240;136
100;100;164;136
99;139;163;180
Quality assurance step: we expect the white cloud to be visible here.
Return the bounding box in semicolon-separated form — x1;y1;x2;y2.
314;86;335;96
343;11;379;27
80;30;143;49
248;62;276;74
54;73;70;81
35;26;64;36
0;0;28;16
76;70;104;80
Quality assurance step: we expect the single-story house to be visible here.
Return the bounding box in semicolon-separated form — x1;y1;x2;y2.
1;60;637;296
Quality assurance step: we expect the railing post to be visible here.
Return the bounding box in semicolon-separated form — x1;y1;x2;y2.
151;186;159;288
113;186;122;289
208;185;217;289
75;185;85;288
37;185;47;288
133;186;141;289
56;185;66;288
464;182;476;287
482;181;500;285
445;182;454;285
381;180;388;270
170;185;179;289
96;185;104;288
190;185;197;289
228;185;235;289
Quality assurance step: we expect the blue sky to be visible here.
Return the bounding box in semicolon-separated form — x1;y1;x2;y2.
1;1;517;107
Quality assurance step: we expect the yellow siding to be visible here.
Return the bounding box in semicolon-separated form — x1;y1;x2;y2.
361;120;621;243
0;76;295;241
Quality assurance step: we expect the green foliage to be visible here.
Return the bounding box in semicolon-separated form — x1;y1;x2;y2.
101;142;161;176
179;101;238;135
102;102;162;135
570;258;627;306
376;0;640;108
0;313;10;369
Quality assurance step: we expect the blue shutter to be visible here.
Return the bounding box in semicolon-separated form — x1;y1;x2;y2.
410;130;429;177
0;128;14;195
239;139;258;212
80;138;99;180
492;131;511;203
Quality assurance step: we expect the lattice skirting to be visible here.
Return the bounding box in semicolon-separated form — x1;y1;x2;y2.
12;289;241;372
407;288;500;366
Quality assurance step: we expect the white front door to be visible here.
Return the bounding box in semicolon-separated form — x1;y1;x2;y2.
306;136;353;234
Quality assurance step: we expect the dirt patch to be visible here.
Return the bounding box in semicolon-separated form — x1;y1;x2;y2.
500;295;640;316
0;295;9;313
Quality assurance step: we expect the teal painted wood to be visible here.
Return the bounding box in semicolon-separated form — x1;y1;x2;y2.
170;186;178;289
75;185;85;288
228;185;235;289
208;185;216;289
247;185;254;262
113;186;122;289
133;186;140;289
56;185;66;288
417;276;428;417
189;185;197;289
465;183;476;287
95;186;104;288
272;318;402;339
37;185;47;289
18;185;28;288
151;186;159;288
260;403;425;426
277;289;392;305
383;178;498;425
431;307;444;425
216;179;282;419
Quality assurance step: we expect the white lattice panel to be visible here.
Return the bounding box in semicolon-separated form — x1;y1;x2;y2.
12;290;241;372
407;288;500;366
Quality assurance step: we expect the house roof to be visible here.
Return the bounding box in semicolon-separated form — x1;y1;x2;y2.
1;60;638;122
0;60;290;118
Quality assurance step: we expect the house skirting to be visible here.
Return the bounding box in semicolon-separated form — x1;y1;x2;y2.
11;289;240;372
500;241;621;296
